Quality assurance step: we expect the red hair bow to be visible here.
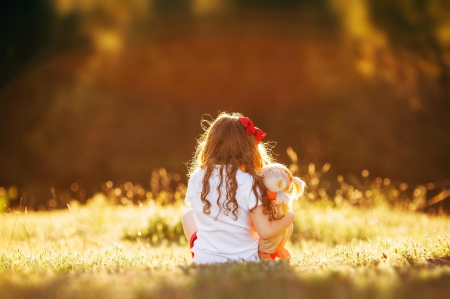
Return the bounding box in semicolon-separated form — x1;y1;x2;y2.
239;117;267;143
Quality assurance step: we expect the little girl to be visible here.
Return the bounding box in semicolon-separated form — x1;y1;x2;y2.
258;163;306;261
182;113;295;264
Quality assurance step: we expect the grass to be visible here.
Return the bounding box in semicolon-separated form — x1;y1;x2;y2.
1;192;450;299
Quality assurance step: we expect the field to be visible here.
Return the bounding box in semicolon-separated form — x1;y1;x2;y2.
1;189;450;299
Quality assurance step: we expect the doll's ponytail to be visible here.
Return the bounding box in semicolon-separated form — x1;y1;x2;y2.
291;177;306;199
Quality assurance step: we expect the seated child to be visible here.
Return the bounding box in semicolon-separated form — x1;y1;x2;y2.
258;163;306;261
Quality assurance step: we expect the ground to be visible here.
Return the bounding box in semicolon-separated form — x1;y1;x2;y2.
1;195;450;299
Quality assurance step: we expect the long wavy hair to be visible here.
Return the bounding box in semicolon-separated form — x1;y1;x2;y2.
188;112;279;220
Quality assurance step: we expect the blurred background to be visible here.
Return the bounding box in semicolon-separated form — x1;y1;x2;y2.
1;0;450;209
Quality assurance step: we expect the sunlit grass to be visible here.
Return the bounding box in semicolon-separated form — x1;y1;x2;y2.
1;192;450;299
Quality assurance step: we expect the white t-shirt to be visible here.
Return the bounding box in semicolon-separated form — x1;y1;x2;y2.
185;166;261;264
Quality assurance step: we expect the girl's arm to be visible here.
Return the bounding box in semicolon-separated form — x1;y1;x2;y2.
250;205;295;239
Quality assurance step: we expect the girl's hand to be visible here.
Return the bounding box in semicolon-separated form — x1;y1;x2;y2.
250;206;295;239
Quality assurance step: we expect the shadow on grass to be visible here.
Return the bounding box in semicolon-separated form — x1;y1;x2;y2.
426;258;450;269
2;260;450;299
177;261;353;299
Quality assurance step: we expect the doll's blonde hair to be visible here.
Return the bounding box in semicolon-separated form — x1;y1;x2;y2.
260;163;306;216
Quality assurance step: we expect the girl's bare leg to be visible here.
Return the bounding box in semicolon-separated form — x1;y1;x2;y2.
182;209;198;241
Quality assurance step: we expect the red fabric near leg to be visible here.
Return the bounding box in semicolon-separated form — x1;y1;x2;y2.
189;231;198;258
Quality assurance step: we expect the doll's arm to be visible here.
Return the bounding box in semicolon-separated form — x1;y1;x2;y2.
250;205;295;239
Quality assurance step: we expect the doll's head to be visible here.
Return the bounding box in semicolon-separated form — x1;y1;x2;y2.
260;163;306;215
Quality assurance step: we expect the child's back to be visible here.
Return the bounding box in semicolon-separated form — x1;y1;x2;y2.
186;167;260;263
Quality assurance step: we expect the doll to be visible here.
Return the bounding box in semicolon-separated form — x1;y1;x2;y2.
259;163;306;261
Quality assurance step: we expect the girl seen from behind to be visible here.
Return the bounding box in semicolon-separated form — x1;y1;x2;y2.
182;112;296;264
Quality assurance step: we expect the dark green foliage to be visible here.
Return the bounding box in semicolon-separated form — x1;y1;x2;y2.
123;213;185;246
